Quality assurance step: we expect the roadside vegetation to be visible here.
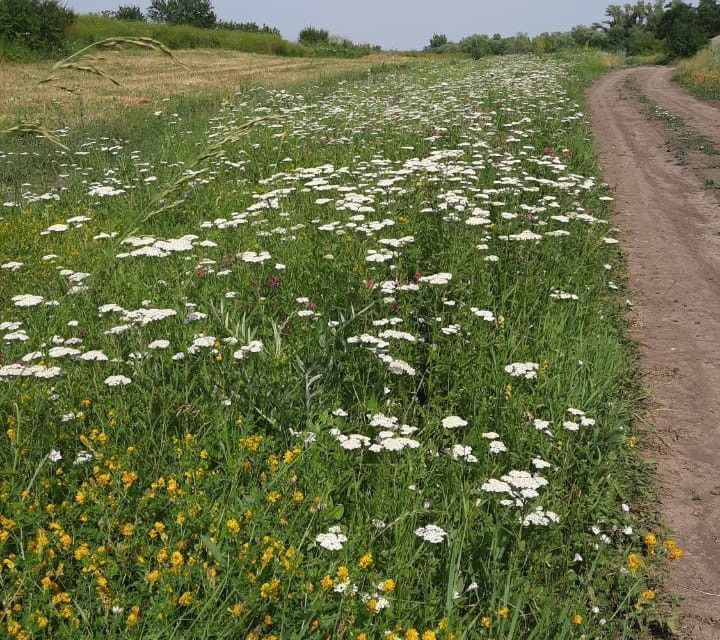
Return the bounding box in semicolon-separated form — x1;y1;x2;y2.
675;46;720;101
0;50;682;639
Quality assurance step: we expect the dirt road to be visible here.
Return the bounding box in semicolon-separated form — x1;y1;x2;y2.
588;68;720;638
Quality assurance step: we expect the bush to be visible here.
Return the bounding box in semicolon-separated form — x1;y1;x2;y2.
65;14;306;56
298;26;329;45
147;0;216;28
658;2;708;59
115;5;146;22
214;20;280;35
427;33;448;49
0;0;75;57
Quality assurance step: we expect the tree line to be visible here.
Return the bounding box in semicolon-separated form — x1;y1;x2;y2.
428;0;720;60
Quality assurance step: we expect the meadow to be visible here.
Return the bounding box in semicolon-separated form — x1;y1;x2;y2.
0;52;679;639
675;46;720;100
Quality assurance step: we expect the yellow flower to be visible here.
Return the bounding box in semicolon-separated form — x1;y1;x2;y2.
641;589;656;601
126;606;140;627
668;546;683;561
293;490;304;502
497;606;509;618
366;598;379;614
320;574;334;591
571;614;583;625
227;603;245;617
121;470;137;486
146;569;160;584
644;532;657;547
336;565;350;582
405;630;420;640
480;616;491;629
227;519;241;533
381;578;396;593
260;577;281;599
358;552;374;569
119;523;134;536
178;591;194;606
422;631;436;640
357;634;368;640
628;553;643;573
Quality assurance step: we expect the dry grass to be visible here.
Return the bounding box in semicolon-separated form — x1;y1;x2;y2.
675;48;720;101
0;49;408;127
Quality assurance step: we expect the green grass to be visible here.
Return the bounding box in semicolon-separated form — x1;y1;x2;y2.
66;15;307;56
675;46;720;101
0;52;676;639
1;15;379;61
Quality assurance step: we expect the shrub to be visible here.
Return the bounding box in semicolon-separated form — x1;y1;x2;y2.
147;0;216;28
427;33;448;49
298;26;329;45
215;20;280;35
115;5;146;22
0;0;75;56
658;2;708;59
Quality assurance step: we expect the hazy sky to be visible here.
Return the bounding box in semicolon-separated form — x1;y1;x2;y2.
65;1;641;50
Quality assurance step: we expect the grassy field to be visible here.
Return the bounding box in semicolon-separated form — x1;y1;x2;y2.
675;46;720;101
0;52;677;639
0;47;406;130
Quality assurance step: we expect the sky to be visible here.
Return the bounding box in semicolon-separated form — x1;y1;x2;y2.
65;0;644;50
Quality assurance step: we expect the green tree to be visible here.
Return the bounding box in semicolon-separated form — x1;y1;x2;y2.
115;5;146;21
594;1;664;53
427;33;448;49
698;0;720;37
0;0;74;55
459;34;492;58
658;1;708;58
298;26;329;45
147;0;216;28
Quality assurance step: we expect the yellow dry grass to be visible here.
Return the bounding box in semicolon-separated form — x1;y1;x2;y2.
0;49;408;127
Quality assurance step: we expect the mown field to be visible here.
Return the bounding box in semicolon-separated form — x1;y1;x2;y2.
0;53;679;639
0;48;405;130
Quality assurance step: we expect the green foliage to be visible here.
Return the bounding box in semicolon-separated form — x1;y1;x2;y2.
698;0;720;38
214;20;280;35
298;26;330;45
675;46;720;100
658;2;708;59
147;0;216;28
66;15;305;56
0;53;667;640
427;33;448;49
115;5;146;22
0;0;75;57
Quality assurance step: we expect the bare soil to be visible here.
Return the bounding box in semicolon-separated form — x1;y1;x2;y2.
588;68;720;639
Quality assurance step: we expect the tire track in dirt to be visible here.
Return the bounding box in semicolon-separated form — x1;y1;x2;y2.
588;67;720;639
636;65;720;146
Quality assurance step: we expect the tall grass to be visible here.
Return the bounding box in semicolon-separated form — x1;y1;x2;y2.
66;15;306;56
675;46;720;101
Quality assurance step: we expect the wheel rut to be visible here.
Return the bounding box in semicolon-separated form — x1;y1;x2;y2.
588;66;720;639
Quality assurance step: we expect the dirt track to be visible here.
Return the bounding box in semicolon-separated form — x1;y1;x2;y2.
588;68;720;638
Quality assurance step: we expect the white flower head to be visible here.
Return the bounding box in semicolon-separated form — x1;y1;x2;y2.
442;415;468;429
315;526;347;551
414;524;447;544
